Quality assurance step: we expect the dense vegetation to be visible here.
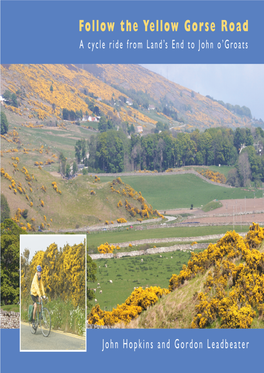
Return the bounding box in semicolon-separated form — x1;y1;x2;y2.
1;220;26;305
0;111;9;134
88;223;264;328
85;126;264;184
206;95;252;119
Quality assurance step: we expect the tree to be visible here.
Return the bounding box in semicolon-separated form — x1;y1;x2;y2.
75;140;82;163
98;116;107;132
237;151;251;186
50;84;53;92
0;194;10;223
1;219;26;304
65;164;71;178
93;106;100;116
72;161;78;175
3;90;12;101
234;128;245;153
59;152;67;175
11;93;18;108
227;168;240;187
1;111;9;134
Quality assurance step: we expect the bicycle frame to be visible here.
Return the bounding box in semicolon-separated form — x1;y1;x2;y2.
30;297;51;337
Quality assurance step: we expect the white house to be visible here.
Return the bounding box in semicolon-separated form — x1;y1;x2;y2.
88;116;100;122
0;96;7;104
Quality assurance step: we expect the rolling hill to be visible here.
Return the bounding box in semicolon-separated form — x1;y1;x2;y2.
1;64;256;132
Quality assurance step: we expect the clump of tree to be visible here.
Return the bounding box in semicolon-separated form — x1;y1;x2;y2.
154;121;169;133
87;130;127;173
0;194;10;223
98;116;114;132
1;111;9;134
1;220;26;305
62;108;82;121
85;98;100;116
2;90;19;108
84;125;264;178
206;95;252;119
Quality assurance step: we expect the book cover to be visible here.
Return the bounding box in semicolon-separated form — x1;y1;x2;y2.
1;1;264;372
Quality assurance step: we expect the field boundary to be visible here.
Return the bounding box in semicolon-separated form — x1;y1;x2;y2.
90;243;209;260
88;169;233;188
109;232;247;248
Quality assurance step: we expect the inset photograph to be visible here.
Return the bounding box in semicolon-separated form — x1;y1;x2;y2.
20;234;86;351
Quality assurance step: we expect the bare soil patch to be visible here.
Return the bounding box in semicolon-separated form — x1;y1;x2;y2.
181;198;264;225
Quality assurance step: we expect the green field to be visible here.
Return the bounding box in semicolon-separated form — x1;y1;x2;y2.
89;250;199;311
192;165;233;177
99;174;261;210
88;224;251;250
0;304;19;312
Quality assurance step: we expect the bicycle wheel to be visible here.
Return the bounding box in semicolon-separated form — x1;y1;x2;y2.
29;320;37;334
41;307;51;337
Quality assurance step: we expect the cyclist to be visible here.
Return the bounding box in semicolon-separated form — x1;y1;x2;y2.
30;265;46;328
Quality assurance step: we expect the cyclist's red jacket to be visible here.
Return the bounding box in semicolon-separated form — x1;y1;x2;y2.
30;273;45;297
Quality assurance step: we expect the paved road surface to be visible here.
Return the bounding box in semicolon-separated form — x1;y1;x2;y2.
20;323;86;351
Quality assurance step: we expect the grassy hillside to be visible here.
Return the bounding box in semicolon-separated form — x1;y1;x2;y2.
1;64;254;132
1;154;161;230
88;225;264;329
88;249;200;311
80;64;253;130
128;240;264;329
99;174;261;210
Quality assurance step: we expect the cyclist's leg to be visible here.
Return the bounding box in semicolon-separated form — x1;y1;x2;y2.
31;294;38;324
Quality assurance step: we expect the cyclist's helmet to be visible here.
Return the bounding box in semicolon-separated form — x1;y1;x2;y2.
37;265;42;272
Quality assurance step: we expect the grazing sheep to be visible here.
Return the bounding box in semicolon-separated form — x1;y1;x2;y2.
160;255;162;258
93;289;96;292
105;264;107;268
97;283;100;286
109;280;113;283
99;290;102;294
141;259;143;262
95;299;97;302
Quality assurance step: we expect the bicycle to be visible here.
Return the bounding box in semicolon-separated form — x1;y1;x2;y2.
29;297;51;337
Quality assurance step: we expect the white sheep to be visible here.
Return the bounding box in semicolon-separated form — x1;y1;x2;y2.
97;283;100;286
109;280;113;283
95;299;97;302
105;264;107;268
93;289;96;292
141;259;143;262
99;290;102;294
160;255;162;258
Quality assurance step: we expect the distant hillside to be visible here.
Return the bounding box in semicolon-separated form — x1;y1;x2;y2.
76;64;255;130
0;64;256;132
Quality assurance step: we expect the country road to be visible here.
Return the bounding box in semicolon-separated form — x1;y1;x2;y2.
20;323;86;351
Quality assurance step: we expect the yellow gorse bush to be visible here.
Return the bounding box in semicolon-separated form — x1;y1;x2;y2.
97;242;120;254
22;242;85;308
167;223;264;329
198;169;226;184
88;286;169;326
